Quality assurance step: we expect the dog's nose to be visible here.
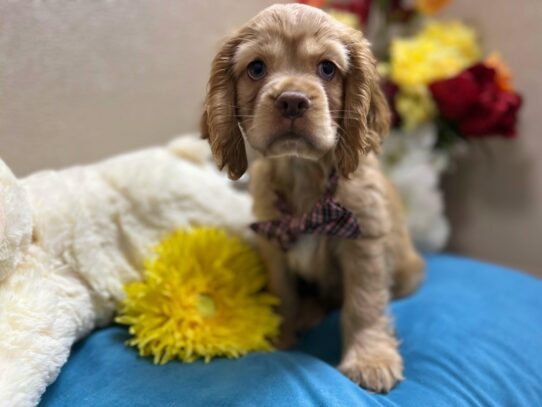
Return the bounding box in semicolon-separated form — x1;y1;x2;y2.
275;92;311;119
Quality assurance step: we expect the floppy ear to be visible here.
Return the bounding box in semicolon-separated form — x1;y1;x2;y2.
336;28;390;177
201;33;247;180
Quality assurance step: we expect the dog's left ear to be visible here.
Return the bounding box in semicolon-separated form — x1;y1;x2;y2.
336;28;390;177
201;31;248;180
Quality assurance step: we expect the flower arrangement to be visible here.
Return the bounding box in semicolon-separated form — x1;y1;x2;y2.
301;0;523;251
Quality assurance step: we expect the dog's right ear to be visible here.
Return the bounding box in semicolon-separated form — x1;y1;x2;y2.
201;32;247;180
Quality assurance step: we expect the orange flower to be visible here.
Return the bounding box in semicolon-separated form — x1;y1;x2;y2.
299;0;327;8
415;0;451;15
485;52;513;92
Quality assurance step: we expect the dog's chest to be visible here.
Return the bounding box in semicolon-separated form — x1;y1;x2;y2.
286;235;338;284
286;235;343;305
286;235;320;280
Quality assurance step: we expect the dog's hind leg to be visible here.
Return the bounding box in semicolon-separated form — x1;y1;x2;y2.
391;250;425;299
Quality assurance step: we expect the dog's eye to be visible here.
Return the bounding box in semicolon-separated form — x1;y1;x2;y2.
247;60;266;80
318;60;336;81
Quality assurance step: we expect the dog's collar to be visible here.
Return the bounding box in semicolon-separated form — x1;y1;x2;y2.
250;169;361;251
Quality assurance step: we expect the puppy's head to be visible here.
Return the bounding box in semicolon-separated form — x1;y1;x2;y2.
201;4;389;179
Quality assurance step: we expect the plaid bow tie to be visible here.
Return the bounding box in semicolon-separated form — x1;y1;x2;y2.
250;170;361;251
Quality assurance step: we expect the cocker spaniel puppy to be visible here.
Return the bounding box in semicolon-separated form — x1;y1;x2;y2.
201;4;424;392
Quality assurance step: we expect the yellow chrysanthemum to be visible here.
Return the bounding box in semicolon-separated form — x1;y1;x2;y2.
116;227;280;364
396;85;437;130
390;20;481;87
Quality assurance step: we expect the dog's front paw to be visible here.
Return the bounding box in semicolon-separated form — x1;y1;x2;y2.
338;343;404;393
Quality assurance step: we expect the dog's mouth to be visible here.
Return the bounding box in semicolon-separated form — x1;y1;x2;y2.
263;129;324;160
247;110;337;159
267;131;315;149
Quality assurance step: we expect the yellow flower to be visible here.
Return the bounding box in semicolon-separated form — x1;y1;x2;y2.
116;227;280;364
390;21;481;87
377;62;391;78
415;0;452;15
396;85;437;130
327;9;360;30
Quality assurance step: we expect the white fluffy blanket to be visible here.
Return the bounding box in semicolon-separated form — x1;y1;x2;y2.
0;136;253;406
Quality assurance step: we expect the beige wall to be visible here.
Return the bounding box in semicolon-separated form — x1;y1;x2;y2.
1;1;540;274
442;1;542;275
0;0;282;174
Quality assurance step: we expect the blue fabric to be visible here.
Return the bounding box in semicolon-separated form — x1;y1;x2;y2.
41;255;542;406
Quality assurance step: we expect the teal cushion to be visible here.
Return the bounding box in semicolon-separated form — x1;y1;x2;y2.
41;255;542;406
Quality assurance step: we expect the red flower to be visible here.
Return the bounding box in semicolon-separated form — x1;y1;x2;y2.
388;0;416;23
381;80;401;127
429;64;522;138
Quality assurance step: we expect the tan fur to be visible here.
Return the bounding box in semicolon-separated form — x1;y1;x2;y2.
201;4;424;393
